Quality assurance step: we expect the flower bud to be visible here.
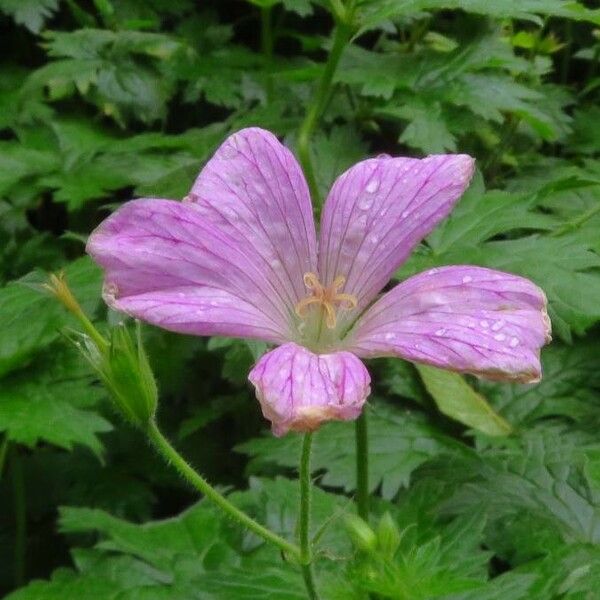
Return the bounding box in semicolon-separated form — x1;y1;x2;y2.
75;323;157;428
376;512;401;558
345;514;377;553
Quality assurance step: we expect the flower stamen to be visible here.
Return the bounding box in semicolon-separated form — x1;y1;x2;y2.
295;272;358;329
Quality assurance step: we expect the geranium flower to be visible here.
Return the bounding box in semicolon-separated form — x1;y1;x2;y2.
87;128;551;436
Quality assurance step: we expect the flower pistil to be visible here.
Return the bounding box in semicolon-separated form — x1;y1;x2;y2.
295;272;357;329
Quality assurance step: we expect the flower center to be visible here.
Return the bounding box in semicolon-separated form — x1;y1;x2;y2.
294;272;358;329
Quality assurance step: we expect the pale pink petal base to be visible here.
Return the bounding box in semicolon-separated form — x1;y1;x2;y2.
249;343;371;436
346;266;551;383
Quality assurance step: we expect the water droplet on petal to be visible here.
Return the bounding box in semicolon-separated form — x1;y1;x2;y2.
385;332;396;341
494;333;506;341
510;337;520;348
358;195;374;210
491;319;505;332
434;328;446;336
365;178;380;194
480;320;489;329
355;214;368;229
462;275;473;284
401;210;410;218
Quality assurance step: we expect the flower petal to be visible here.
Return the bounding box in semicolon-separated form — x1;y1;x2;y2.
190;127;317;308
318;154;475;311
248;343;371;436
106;286;287;342
87;199;293;342
345;266;551;383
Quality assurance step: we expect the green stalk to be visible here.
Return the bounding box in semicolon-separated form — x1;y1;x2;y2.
12;450;26;587
355;411;369;520
261;5;274;103
560;19;573;85
297;20;353;206
299;432;319;599
146;420;301;561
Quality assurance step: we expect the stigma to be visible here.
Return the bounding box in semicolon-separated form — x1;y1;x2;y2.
295;272;358;329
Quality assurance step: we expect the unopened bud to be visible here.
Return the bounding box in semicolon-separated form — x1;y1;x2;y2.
74;323;157;428
377;512;401;558
102;324;158;427
345;514;377;553
47;271;158;428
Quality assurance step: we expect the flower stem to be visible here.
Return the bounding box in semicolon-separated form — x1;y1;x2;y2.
261;5;274;103
299;432;319;599
297;18;353;206
146;420;301;561
355;411;369;521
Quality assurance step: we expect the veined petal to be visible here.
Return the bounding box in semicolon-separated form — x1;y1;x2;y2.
318;154;475;312
345;266;551;383
87;199;293;341
248;343;371;436
107;286;288;343
190;127;317;308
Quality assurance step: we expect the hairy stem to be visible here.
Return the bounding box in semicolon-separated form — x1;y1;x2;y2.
355;411;369;520
297;20;353;205
299;432;319;599
146;420;301;560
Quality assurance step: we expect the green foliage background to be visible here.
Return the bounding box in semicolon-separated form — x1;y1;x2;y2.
0;0;599;598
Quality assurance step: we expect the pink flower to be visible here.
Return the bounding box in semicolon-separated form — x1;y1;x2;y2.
87;128;551;436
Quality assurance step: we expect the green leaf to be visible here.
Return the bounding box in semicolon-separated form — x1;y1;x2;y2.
416;365;512;436
517;545;600;599
377;99;457;153
569;106;600;155
440;430;600;561
0;346;112;456
0;257;102;378
308;125;368;201
358;0;600;32
5;550;192;600
26;29;185;124
237;403;460;498
59;502;235;570
426;173;557;254
478;341;600;427
352;511;490;599
0;141;60;197
12;478;357;599
0;0;59;33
